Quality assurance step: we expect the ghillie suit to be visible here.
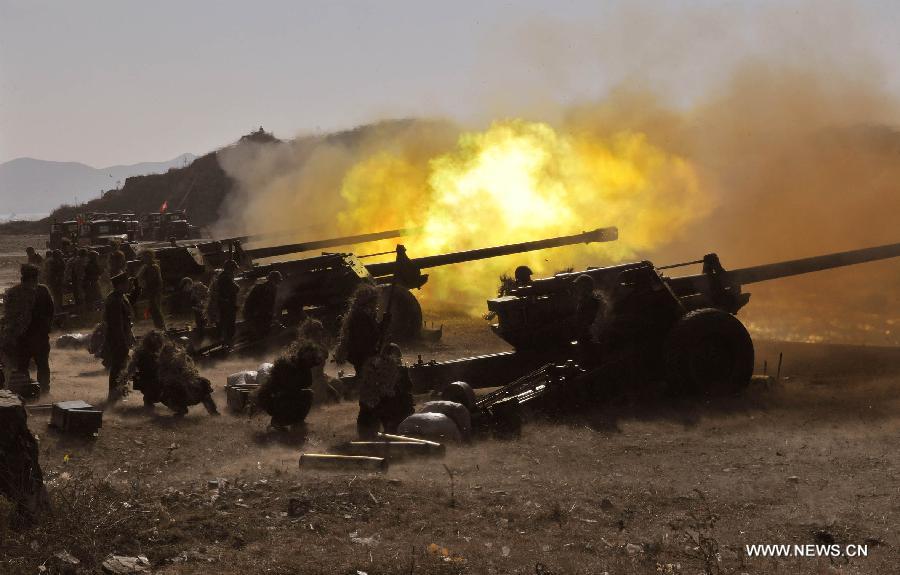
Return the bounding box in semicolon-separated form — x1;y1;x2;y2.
297;318;343;403
123;330;166;406
156;343;218;417
0;283;36;361
1;273;54;392
356;343;414;439
334;283;380;376
255;339;324;430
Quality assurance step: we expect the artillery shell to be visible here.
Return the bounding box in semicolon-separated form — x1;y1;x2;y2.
299;453;388;472
376;432;444;449
339;441;445;458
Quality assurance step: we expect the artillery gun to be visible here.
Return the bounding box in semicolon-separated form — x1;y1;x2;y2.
411;241;900;396
242;227;620;342
128;227;417;290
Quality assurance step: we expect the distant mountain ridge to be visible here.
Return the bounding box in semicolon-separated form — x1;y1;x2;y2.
0;154;196;214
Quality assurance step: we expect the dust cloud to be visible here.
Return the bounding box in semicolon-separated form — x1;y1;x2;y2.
217;2;900;345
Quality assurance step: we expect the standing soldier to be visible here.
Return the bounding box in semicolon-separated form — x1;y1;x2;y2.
25;247;43;267
66;249;88;312
215;260;240;346
573;274;599;351
356;343;415;438
103;272;134;403
46;250;66;313
242;270;282;338
335;283;381;377
83;250;102;312
514;265;533;287
190;280;209;333
108;244;127;279
137;251;165;329
0;265;54;394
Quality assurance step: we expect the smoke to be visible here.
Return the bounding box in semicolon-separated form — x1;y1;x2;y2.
218;2;900;345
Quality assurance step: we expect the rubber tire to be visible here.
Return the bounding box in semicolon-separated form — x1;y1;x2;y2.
663;308;754;396
378;285;423;342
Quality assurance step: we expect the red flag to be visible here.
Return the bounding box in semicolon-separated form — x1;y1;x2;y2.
160;200;168;213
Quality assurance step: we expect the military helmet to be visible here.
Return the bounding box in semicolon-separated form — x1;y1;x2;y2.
514;265;533;282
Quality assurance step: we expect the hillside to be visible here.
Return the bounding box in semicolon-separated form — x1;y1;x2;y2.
0;121;429;235
0;154;195;215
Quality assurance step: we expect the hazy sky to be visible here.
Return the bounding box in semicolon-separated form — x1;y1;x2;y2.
2;0;899;166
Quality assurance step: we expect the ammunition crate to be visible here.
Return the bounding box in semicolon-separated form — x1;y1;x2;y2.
51;400;103;435
226;384;258;413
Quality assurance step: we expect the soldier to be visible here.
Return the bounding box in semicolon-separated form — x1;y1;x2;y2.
334;283;380;377
137;250;165;329
60;237;74;259
123;329;166;408
215;260;240;345
108;245;127;279
66;249;88;311
573;274;599;349
0;265;55;394
153;338;219;416
242;270;282;338
45;250;66;312
103;272;134;403
83;250;102;312
190;280;209;333
298;318;343;403
255;339;322;430
356;343;415;438
25;247;43;267
514;265;533;286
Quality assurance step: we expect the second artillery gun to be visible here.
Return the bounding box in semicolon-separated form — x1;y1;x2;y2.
410;241;900;405
242;227;620;343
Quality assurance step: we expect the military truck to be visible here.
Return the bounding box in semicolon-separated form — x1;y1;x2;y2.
47;220;80;251
410;241;900;397
140;210;200;241
76;219;130;248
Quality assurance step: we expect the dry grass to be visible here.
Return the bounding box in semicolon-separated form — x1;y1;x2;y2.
0;284;899;572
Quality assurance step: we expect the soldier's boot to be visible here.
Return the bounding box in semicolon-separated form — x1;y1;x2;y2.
202;395;220;416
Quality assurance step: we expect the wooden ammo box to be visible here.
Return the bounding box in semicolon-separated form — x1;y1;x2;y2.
226;385;258;413
51;400;103;435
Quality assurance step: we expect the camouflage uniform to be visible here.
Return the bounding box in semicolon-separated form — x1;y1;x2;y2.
138;258;165;329
215;269;239;344
356;344;414;438
1;277;54;391
45;251;66;312
103;286;133;400
242;279;278;338
83;251;102;312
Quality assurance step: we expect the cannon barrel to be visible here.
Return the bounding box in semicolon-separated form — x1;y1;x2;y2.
365;226;618;278
669;241;900;292
243;228;417;260
723;241;900;285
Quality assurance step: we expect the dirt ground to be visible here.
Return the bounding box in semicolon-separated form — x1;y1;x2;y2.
1;233;899;575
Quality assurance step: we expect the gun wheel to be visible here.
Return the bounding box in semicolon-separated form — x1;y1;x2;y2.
378;285;423;343
663;308;754;396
